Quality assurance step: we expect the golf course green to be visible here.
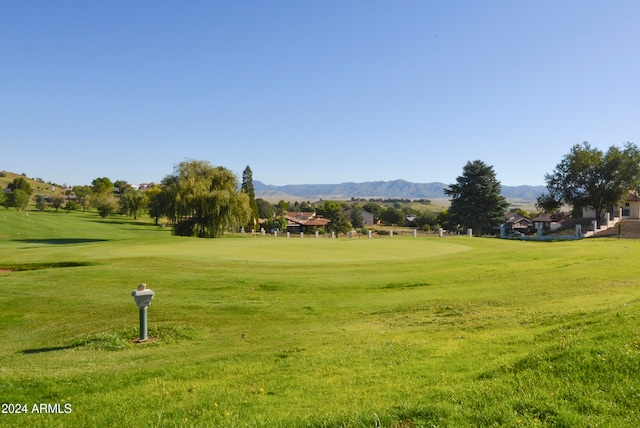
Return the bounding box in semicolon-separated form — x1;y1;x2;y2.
1;209;639;426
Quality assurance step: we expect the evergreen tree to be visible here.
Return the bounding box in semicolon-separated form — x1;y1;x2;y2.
241;165;259;231
444;160;508;236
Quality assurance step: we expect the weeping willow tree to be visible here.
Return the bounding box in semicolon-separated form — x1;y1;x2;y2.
164;159;250;238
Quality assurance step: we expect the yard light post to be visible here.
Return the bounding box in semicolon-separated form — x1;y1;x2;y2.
131;283;154;342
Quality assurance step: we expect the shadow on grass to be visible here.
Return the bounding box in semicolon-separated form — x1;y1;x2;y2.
90;219;160;227
13;238;108;245
20;325;198;355
0;261;96;271
21;346;74;354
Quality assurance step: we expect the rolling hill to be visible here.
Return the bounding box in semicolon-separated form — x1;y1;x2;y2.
254;179;546;201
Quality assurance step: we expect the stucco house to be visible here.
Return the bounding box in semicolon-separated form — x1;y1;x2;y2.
621;191;640;219
582;190;640;220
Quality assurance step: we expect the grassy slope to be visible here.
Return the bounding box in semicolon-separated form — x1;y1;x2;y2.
1;210;639;426
0;172;67;199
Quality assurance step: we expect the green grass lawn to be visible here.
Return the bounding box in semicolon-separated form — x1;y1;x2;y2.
1;209;640;426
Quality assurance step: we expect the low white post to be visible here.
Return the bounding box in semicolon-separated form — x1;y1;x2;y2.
438;228;443;237
368;230;372;239
467;228;472;237
315;231;319;238
412;229;417;237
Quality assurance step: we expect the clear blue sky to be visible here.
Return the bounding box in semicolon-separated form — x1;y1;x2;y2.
2;1;639;187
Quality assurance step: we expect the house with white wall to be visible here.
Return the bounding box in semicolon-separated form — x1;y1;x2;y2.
582;190;640;220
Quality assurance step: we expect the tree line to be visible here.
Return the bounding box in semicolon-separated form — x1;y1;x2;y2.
4;142;638;238
1;160;446;236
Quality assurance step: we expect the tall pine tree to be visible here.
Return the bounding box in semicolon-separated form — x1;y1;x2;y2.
241;165;259;231
444;160;508;236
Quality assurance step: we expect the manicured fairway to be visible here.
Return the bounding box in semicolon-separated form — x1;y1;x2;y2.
1;210;640;426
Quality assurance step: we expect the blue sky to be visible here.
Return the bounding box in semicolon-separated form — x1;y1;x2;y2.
2;1;640;187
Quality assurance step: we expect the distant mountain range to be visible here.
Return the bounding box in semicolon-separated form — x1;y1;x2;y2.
254;180;546;201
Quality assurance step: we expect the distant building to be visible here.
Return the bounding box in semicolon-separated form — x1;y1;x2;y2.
284;212;330;233
344;209;375;226
504;212;533;233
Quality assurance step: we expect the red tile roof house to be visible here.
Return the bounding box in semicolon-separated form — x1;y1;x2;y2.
283;212;330;233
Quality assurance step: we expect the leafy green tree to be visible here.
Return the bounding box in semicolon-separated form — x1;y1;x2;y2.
444;160;508;236
8;177;32;196
166;159;250;238
276;200;289;216
146;186;170;225
380;206;405;226
317;201;351;234
50;194;65;212
265;216;288;233
538;142;640;225
92;193;117;218
113;180;130;194
36;195;47;211
7;189;30;211
5;178;33;211
436;210;450;230
64;199;79;213
91;177;113;195
256;198;275;220
349;209;364;229
0;190;6;207
72;185;92;213
414;210;437;230
535;193;562;214
119;188;148;220
241;165;259;231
